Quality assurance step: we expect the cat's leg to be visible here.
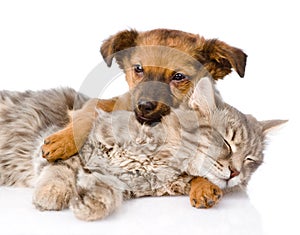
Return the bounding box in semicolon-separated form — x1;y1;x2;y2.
189;177;223;209
33;158;80;211
70;171;123;221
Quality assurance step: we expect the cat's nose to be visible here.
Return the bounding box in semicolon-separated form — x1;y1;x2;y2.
229;166;240;179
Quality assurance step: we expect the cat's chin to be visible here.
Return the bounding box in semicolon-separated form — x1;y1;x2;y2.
208;176;242;191
214;180;227;190
227;176;242;188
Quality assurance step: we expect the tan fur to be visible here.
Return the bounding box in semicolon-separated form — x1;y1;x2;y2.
190;177;222;208
42;28;247;162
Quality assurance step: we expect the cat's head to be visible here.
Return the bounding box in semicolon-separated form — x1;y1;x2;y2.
186;77;287;192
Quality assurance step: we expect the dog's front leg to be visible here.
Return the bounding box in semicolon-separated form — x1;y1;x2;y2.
42;92;132;162
189;177;223;209
42;98;100;161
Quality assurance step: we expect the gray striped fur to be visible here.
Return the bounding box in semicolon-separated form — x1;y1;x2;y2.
0;78;284;221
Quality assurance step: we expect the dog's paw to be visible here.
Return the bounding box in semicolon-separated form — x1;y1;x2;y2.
42;128;77;162
189;177;223;209
33;181;72;211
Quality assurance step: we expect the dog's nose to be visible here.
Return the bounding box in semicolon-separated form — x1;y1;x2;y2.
137;100;157;114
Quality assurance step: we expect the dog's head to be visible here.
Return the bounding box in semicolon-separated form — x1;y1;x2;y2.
100;29;247;125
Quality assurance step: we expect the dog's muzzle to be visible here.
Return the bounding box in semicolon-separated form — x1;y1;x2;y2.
132;81;173;125
137;100;157;115
135;100;161;125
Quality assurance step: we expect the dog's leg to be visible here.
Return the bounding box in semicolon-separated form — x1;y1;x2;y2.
42;92;131;162
189;177;223;209
41;98;98;162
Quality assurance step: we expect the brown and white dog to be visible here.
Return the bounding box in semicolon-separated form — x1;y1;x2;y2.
42;28;247;208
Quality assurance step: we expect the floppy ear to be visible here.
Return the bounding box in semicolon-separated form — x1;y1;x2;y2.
195;39;247;80
261;119;288;135
189;77;217;117
100;29;139;67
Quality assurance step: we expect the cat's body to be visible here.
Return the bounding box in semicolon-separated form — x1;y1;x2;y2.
0;78;285;221
0;88;88;187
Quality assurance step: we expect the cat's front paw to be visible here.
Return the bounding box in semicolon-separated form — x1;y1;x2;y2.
42;128;77;162
70;174;122;221
33;181;72;211
189;177;223;209
71;191;109;221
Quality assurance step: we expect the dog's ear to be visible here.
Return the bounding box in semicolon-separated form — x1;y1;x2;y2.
100;29;139;67
195;39;247;80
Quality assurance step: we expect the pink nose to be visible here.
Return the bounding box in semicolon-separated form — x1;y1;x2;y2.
229;166;240;179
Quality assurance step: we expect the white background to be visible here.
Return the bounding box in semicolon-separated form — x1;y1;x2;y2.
0;1;299;235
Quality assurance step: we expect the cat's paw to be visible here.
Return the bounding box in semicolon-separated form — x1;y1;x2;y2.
70;174;122;221
70;191;109;221
42;128;77;162
189;177;223;209
33;181;72;211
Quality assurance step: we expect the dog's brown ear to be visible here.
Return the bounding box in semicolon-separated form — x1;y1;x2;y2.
100;29;139;67
196;39;247;80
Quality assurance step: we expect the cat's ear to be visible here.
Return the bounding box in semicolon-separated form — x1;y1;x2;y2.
189;76;216;116
261;119;288;134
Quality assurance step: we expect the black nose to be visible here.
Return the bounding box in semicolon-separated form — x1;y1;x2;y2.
137;100;157;114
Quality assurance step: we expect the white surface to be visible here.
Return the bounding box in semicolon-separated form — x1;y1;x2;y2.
0;188;262;235
0;1;299;235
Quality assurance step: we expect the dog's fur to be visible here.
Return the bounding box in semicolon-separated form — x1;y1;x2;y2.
41;29;247;205
42;28;247;161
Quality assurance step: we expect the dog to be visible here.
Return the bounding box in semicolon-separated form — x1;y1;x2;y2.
41;28;247;206
42;28;247;161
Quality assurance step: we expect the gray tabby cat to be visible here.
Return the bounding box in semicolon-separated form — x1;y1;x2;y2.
0;78;285;221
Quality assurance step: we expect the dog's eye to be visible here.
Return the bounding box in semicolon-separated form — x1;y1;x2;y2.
172;73;187;81
133;64;144;74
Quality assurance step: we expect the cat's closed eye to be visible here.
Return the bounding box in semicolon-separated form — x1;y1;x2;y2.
244;156;262;169
244;156;256;162
222;139;232;159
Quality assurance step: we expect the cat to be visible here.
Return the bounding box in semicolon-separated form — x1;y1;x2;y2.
0;78;286;221
0;88;88;186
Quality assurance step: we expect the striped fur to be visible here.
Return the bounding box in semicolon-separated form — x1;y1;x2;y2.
0;78;284;220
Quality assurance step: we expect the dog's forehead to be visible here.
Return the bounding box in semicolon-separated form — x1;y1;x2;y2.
136;29;203;51
129;46;202;73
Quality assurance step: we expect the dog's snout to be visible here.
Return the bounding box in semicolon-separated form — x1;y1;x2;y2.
133;81;172;125
137;100;157;114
